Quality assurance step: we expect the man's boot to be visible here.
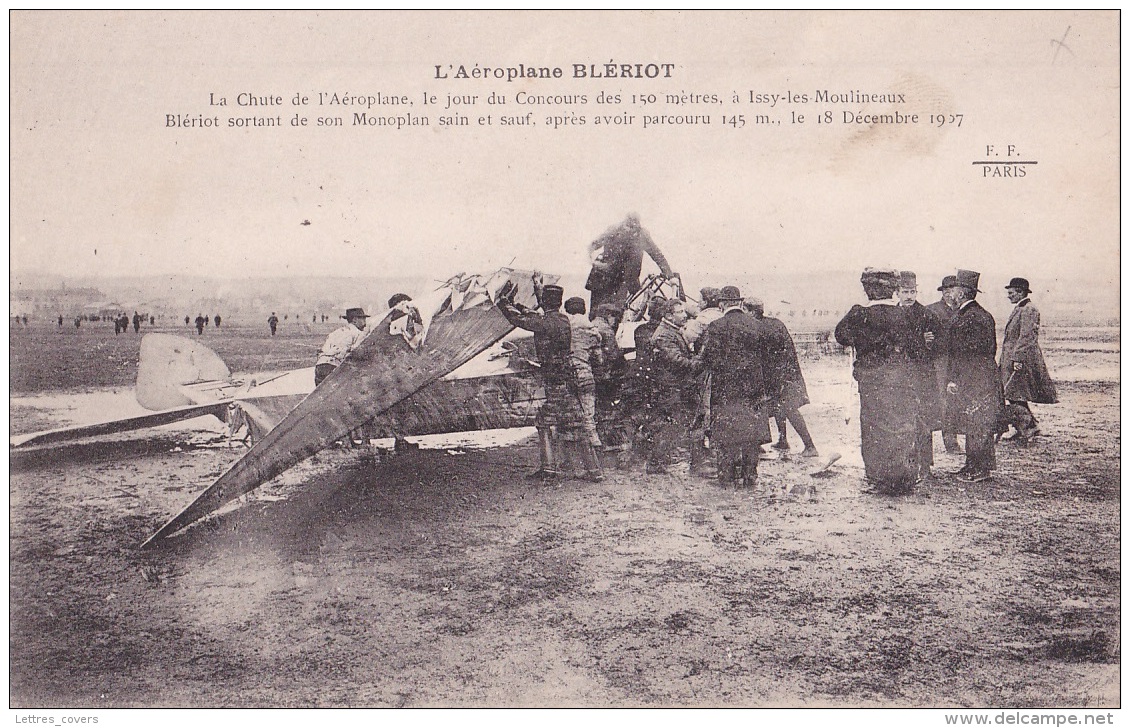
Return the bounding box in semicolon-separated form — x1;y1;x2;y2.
1014;403;1039;444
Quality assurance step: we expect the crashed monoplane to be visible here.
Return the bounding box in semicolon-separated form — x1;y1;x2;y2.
11;270;687;547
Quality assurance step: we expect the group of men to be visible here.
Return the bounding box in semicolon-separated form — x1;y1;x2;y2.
309;213;1057;494
834;268;1057;491
495;277;821;488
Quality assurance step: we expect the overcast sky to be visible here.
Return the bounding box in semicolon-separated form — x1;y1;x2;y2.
10;11;1119;291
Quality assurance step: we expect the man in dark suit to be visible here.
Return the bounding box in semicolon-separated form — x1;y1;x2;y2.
585;214;675;317
998;277;1058;444
897;271;944;480
926;275;961;454
700;286;771;487
944;269;1003;482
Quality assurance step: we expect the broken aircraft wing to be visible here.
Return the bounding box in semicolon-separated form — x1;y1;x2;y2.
142;268;541;547
9;402;231;449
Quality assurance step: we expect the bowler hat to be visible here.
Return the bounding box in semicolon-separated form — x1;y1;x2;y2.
1005;277;1031;293
955;269;982;292
342;307;369;320
937;275;958;291
719;285;742;301
540;284;564;308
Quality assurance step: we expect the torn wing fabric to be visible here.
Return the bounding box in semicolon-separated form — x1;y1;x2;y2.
143;268;545;547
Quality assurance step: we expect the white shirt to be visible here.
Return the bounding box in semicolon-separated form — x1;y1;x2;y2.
316;323;367;367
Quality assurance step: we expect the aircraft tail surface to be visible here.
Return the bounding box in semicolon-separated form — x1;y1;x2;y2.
142;269;541;547
136;334;232;410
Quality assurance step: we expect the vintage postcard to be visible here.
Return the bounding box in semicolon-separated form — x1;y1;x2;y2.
9;10;1119;714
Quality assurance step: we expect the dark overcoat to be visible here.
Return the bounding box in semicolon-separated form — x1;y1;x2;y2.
761;315;808;407
901;301;944;424
999;299;1058;404
650;320;702;412
701;309;771;447
945;300;1003;434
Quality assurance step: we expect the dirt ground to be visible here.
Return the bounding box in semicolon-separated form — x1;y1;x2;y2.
8;323;1121;707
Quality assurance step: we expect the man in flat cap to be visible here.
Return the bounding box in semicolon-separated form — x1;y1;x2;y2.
498;280;603;482
682;286;724;351
315;307;370;386
585;213;676;318
645;297;705;474
700;286;771;486
943;270;1003;482
927;275;962;454
897;271;944;479
564;296;603;452
591;302;629;452
998;277;1058;444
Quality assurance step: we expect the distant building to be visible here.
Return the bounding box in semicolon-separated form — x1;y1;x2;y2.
11;286;105;319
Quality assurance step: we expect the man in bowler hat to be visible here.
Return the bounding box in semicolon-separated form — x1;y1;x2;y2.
700;286;772;487
998;277;1058;444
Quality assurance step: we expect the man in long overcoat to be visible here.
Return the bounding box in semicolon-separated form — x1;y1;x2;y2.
700;286;771;487
944;269;1003;482
998;277;1058;444
926;275;961;453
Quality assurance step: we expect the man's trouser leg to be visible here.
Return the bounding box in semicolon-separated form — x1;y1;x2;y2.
689;428;716;477
773;411;790;449
576;440;604;481
740;442;760;487
715;443;741;484
534;426;558;477
915;416;933;478
783;402;817;452
579;386;601;448
646;417;673;472
965;427;995;473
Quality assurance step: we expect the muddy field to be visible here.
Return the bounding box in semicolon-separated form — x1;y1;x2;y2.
8;323;1121;707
